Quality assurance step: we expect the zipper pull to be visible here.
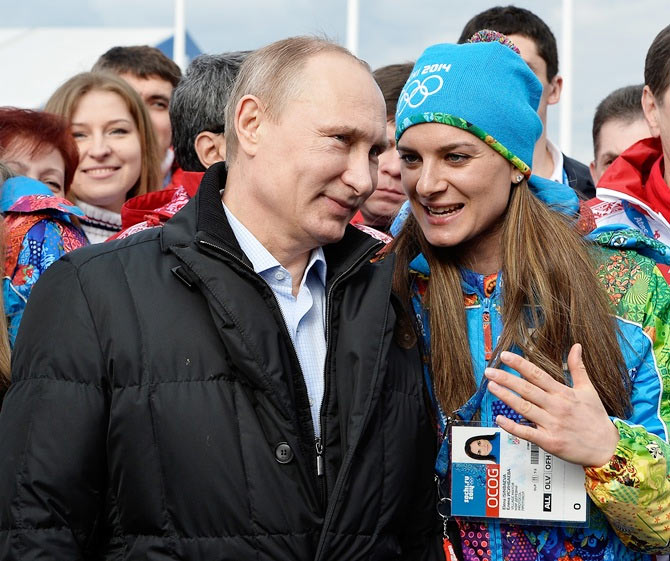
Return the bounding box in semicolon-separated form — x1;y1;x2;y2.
315;437;324;476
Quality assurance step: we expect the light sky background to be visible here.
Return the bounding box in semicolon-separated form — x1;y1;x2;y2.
2;0;669;165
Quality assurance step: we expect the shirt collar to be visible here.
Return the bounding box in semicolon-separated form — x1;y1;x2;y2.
222;202;326;286
546;139;565;184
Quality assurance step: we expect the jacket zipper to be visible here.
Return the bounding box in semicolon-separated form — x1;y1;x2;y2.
313;240;385;560
316;241;384;498
197;237;382;511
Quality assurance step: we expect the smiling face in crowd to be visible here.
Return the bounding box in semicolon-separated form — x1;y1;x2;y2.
70;89;142;213
232;52;388;256
398;123;517;273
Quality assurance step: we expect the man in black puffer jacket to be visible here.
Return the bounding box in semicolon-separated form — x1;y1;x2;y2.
0;37;442;560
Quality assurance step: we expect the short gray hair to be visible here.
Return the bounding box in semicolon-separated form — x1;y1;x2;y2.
169;51;250;171
224;36;368;163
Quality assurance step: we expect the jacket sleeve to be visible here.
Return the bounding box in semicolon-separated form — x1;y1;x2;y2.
585;264;670;552
0;257;109;559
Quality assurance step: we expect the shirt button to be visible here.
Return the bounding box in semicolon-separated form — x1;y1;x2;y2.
309;397;314;407
275;442;294;464
274;271;285;281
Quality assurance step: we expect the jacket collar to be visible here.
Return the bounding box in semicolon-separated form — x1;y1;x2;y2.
161;161;383;281
596;137;670;224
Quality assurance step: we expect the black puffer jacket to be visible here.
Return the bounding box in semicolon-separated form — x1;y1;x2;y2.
0;163;442;560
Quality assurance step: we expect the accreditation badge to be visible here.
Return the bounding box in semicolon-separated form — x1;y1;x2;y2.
449;424;588;525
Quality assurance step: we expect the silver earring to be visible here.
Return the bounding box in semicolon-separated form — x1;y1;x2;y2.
515;175;523;183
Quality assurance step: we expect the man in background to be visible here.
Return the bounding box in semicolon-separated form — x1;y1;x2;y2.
459;5;595;199
114;51;248;238
588;25;670;247
351;62;412;234
589;85;649;184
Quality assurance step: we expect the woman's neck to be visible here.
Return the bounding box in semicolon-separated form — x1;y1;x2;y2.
441;226;503;275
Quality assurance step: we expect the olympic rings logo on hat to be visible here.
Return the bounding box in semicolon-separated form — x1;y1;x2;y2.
397;75;444;114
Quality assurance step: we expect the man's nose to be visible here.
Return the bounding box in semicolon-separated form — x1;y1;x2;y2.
342;151;375;196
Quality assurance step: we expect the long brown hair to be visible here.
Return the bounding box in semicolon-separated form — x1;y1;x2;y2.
45;72;161;200
391;181;631;419
0;218;12;400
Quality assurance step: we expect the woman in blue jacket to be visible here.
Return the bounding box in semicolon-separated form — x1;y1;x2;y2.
390;32;670;560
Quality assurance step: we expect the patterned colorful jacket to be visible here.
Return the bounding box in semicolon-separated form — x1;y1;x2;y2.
2;178;88;346
409;232;670;560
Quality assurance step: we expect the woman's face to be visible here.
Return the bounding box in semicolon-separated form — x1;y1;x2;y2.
3;141;66;197
70;89;142;213
469;438;493;458
397;123;518;271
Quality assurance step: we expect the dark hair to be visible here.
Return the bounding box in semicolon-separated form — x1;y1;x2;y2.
373;62;414;121
592;85;644;157
644;24;670;100
170;51;250;171
464;434;497;462
92;45;182;88
457;5;559;81
0;107;80;193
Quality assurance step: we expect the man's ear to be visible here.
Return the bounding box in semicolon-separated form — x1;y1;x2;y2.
234;94;264;157
546;74;563;106
589;160;598;185
642;85;662;138
194;132;227;169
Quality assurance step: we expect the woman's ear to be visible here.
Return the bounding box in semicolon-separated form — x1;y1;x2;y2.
509;164;524;185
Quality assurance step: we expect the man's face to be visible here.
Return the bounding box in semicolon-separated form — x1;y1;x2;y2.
507;34;562;126
243;52;387;253
590;117;650;184
358;120;406;229
119;73;174;157
643;85;670;167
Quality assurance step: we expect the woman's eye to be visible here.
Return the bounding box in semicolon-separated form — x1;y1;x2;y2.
45;181;62;192
446;153;468;163
110;128;129;135
400;153;420;165
72;132;86;140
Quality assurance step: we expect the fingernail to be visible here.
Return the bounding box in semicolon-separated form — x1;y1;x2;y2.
500;351;511;361
484;368;497;379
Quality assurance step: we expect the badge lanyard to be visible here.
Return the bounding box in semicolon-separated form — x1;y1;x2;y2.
622;201;655;239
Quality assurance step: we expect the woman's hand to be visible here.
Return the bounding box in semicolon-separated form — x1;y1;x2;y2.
484;343;621;468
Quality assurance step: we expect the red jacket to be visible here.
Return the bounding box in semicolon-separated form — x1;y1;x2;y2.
587;137;670;240
109;168;204;240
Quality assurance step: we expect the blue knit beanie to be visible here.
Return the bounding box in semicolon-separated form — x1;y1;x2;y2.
392;32;579;219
